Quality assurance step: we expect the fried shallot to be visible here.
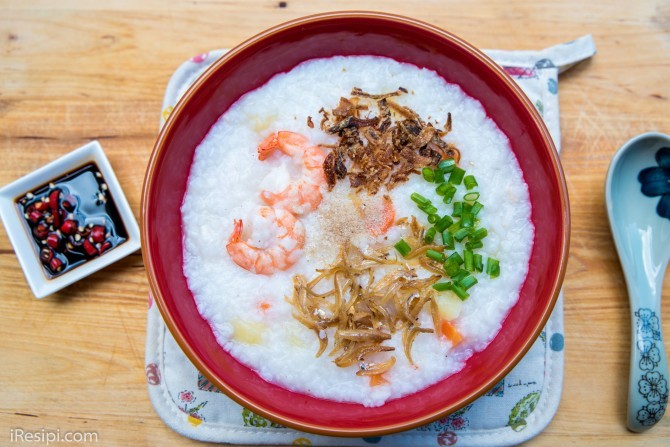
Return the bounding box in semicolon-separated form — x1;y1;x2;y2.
320;87;460;194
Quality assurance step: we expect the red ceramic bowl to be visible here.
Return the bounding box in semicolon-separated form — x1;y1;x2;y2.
142;11;569;436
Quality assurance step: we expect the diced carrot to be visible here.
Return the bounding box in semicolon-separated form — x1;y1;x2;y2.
369;374;388;387
440;319;463;346
258;301;271;312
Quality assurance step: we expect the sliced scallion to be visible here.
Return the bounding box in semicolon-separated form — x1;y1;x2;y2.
447;220;461;234
452;201;463;218
448;166;466;185
463;192;480;202
442;231;455;250
394;239;411;257
419;203;438;215
426;249;445;262
464;249;474;271
471;201;484;216
436;182;450;196
443;252;464;277
452;269;469;283
461;210;474;228
446;252;464;266
434;168;446;184
424;227;437;244
411;193;430;206
442;185;457;204
438;158;456;172
454;227;470;242
428;214;439;224
458;275;478;290
465;240;484;250
474;253;484;272
434;215;453;233
471;227;488;241
451;284;470;300
486;257;500;278
432;281;453;292
422;167;435;182
464;175;478;190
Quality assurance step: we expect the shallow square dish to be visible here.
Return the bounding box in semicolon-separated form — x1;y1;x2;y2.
0;140;140;298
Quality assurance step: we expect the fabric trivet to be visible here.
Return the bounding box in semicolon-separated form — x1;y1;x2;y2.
145;35;596;446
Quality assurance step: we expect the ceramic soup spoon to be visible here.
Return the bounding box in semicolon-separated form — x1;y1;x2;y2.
606;132;670;432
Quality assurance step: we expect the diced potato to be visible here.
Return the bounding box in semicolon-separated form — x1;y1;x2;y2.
232;320;265;345
435;292;462;321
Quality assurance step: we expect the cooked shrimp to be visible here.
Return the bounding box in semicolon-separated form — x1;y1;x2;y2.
226;206;306;275
258;131;327;215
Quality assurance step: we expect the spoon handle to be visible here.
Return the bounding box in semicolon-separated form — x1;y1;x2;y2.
627;305;669;432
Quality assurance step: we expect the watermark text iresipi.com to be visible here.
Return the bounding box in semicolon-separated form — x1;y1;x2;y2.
10;428;98;444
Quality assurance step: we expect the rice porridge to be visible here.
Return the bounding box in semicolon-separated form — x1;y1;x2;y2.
181;56;533;407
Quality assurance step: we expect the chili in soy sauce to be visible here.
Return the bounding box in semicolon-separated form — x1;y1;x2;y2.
16;163;128;278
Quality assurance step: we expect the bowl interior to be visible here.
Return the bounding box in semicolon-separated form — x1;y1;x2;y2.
143;12;567;436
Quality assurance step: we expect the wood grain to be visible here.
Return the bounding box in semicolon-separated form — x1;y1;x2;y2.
1;1;669;445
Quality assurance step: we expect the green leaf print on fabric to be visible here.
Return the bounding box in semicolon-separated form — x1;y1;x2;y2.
508;391;541;431
241;408;284;428
535;99;544;116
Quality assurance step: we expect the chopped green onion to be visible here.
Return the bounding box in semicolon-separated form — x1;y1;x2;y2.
434;168;446;184
426;249;445;262
451;284;470;300
464;175;478;190
442;231;455;250
419;203;438;215
411;193;430;206
464;249;474;271
394;239;411;257
424;227;437;244
432;281;453;292
458;275;478;290
452;269;469;283
486;257;500;278
446;252;464;266
463;192;480;202
461;210;474;228
465;240;484;250
443;260;460;277
422;167;435;182
452;201;463;217
448;166;466;185
471;227;488;241
428;214;439;224
442;185;457;204
443;252;464;276
447;220;461;234
471;201;484;216
438;159;456;172
454;227;470;242
474;253;483;272
434;215;453;233
435;182;450;196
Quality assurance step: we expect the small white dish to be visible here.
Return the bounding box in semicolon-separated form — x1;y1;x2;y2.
0;141;141;298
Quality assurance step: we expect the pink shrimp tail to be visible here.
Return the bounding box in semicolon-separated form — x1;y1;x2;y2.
227;219;243;245
258;134;279;160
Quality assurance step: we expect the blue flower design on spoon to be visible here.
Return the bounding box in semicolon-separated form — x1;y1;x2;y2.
638;147;670;219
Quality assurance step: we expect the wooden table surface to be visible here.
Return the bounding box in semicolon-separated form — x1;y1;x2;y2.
1;1;669;445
